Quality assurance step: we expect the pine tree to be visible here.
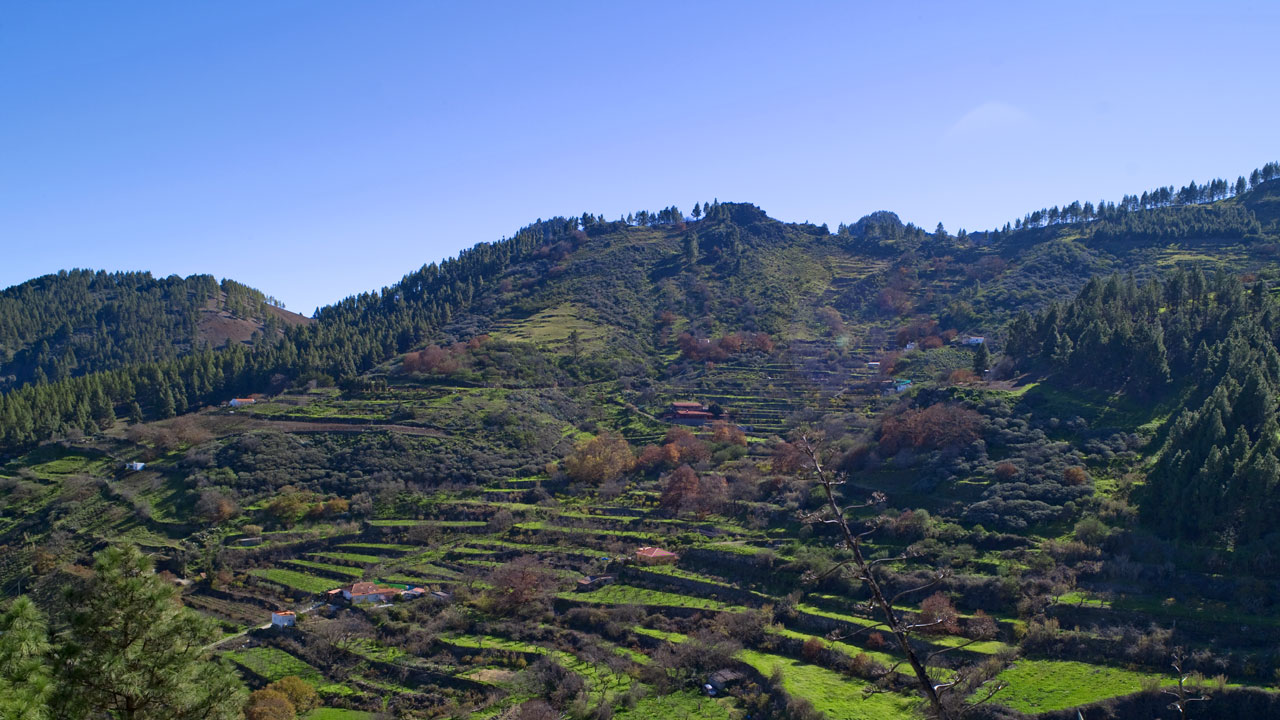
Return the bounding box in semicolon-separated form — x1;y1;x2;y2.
0;597;52;720
682;232;700;266
971;341;989;376
54;545;246;720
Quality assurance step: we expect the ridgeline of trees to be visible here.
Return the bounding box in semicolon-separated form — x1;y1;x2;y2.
1005;268;1280;544
1004;160;1280;233
0;218;588;450
0;271;285;391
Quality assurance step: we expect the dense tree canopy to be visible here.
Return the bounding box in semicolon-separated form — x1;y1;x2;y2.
1006;268;1280;543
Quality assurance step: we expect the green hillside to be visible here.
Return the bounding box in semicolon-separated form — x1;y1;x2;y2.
7;166;1280;719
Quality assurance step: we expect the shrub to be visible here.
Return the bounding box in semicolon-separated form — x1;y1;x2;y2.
266;676;318;715
801;636;825;662
245;688;294;720
1073;516;1110;546
1063;466;1090;486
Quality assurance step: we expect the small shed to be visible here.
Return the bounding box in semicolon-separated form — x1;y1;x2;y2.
576;575;616;592
270;611;296;628
126;462;146;471
704;669;745;696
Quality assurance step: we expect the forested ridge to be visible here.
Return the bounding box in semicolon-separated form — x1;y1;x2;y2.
1006;268;1280;545
0;270;290;390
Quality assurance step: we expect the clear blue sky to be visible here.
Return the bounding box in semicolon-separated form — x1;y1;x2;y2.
2;1;1277;314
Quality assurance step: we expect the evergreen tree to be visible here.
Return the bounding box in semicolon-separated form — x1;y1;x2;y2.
54;545;246;720
971;341;989;376
682;231;699;266
0;597;51;720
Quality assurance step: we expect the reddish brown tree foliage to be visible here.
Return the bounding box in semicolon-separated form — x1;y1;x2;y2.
711;420;746;447
878;403;983;455
662;427;710;465
994;462;1020;480
659;465;701;513
483;556;557;616
771;441;807;474
402;335;490;374
917;592;961;635
659;466;728;518
677;331;773;361
1063;466;1090;486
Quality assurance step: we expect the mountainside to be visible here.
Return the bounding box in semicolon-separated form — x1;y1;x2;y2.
0;270;310;390
8;165;1280;719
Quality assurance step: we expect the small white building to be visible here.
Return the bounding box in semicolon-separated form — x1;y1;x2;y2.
962;336;986;345
229;398;256;408
126;462;146;471
271;611;296;628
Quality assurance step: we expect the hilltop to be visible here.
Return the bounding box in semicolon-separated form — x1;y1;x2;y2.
0;270;311;391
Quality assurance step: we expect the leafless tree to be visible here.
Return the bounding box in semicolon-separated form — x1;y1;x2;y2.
1163;649;1209;719
796;437;1004;720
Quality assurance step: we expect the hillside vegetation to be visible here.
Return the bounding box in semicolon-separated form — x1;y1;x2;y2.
5;164;1280;719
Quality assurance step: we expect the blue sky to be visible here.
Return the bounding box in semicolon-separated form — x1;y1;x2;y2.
2;1;1277;314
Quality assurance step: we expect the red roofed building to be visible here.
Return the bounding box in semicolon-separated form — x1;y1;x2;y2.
666;401;715;424
635;546;678;565
340;582;401;604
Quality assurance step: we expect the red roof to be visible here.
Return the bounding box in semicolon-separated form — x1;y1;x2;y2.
344;582;399;597
636;546;676;558
273;610;296;617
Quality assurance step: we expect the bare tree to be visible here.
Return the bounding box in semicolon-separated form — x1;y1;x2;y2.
797;437;1004;719
1163;650;1209;719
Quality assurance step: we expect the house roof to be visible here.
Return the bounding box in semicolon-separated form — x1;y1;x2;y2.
273;611;296;617
636;546;676;558
710;669;745;684
344;582;399;597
